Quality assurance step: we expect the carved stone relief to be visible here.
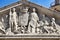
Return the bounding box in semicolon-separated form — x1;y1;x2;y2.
0;7;60;35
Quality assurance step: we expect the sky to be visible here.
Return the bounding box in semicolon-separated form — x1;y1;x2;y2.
0;0;54;8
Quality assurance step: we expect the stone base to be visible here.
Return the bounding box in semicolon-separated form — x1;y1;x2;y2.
0;38;59;40
0;34;60;38
0;34;60;40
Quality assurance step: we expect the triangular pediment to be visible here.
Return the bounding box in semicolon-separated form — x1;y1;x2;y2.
0;0;60;38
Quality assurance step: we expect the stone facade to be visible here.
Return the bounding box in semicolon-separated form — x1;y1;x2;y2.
0;0;60;39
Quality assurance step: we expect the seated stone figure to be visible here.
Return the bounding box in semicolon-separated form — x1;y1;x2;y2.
39;15;55;34
51;18;60;34
41;15;50;33
42;15;49;26
28;8;39;33
43;18;59;34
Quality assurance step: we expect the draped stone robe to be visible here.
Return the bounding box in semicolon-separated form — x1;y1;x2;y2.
28;12;39;33
9;10;13;32
12;11;18;31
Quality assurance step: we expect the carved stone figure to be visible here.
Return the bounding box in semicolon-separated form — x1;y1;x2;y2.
0;17;5;34
5;9;14;35
0;21;4;30
5;15;9;30
51;18;57;32
12;8;18;31
9;9;13;32
43;18;59;34
51;18;60;34
40;15;50;33
51;18;56;27
28;8;39;33
41;16;54;34
1;17;5;29
42;15;49;26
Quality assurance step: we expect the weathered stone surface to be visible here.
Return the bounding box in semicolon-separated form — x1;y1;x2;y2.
0;0;60;39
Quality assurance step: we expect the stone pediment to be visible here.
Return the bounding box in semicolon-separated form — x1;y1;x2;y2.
0;0;60;38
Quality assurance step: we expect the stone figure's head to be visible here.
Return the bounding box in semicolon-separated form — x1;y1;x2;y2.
42;14;45;19
1;17;4;22
9;9;12;14
13;8;16;12
43;15;45;17
52;18;55;21
33;8;36;12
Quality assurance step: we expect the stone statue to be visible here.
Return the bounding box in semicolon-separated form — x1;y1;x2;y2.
19;7;29;33
12;8;18;31
42;15;49;26
51;18;60;34
0;21;4;30
51;18;56;27
0;17;5;34
43;18;58;34
5;9;14;35
9;9;13;32
1;17;5;29
40;15;51;34
51;18;57;32
28;8;39;33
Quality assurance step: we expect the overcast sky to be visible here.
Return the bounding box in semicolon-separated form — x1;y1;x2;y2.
0;0;54;8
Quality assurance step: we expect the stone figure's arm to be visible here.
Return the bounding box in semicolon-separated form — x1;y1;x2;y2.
30;13;33;19
9;9;12;16
37;15;39;21
36;13;39;21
